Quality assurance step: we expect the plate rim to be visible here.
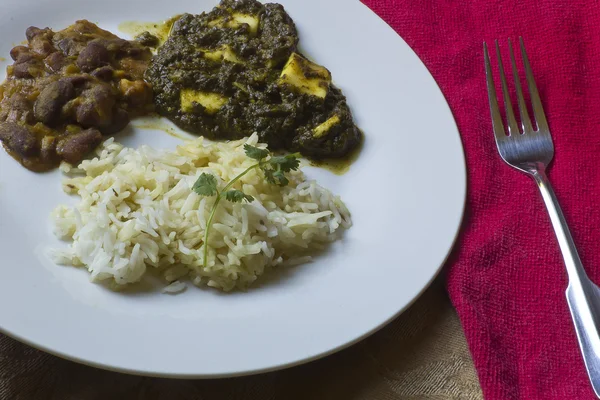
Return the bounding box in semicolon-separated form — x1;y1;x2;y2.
0;0;467;378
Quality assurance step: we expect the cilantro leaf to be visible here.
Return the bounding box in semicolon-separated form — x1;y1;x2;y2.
199;146;301;269
224;189;254;203
272;170;289;186
192;173;218;196
268;154;300;173
262;168;276;185
244;144;269;161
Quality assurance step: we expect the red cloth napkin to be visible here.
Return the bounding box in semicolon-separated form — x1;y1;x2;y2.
361;0;600;399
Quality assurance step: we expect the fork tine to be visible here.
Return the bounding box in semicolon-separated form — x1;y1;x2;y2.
520;37;548;132
484;42;506;141
495;41;520;136
508;38;534;133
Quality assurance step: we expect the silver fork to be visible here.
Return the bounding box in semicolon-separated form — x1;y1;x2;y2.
485;38;600;397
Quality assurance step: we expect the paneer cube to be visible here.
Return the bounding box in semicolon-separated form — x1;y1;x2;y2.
202;45;242;63
278;53;331;98
230;13;259;35
207;13;259;35
313;115;341;138
208;18;224;28
180;89;227;114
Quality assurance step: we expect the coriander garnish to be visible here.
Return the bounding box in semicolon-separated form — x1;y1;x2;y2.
193;144;301;268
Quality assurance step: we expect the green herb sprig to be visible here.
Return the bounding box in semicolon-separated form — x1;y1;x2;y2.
193;144;301;268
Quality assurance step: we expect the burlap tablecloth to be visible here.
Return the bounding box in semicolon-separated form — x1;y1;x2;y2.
0;278;482;400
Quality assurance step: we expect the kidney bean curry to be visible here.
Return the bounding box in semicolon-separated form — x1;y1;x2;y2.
0;0;362;172
0;20;154;171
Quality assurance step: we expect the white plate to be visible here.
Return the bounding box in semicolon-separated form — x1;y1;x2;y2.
0;0;465;377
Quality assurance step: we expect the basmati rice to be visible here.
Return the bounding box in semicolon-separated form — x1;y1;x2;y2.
50;134;351;291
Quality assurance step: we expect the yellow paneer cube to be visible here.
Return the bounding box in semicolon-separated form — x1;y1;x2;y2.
202;45;242;63
207;13;259;35
208;18;224;28
230;13;259;34
313;115;341;138
278;53;331;98
180;89;228;114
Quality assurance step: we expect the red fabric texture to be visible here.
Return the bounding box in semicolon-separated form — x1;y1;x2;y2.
361;0;600;399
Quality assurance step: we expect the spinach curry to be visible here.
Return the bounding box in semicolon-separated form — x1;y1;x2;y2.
0;0;363;171
145;0;362;158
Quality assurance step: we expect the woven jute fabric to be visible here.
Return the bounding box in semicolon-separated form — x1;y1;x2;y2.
0;280;481;400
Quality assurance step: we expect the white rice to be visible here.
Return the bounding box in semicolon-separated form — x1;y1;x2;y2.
50;134;351;291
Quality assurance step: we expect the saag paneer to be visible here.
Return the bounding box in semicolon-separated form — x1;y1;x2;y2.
145;0;361;158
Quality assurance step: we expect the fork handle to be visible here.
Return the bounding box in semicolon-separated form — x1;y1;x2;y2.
534;169;600;397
